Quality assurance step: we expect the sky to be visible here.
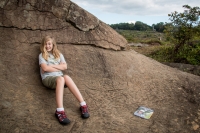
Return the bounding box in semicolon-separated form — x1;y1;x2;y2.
70;0;199;26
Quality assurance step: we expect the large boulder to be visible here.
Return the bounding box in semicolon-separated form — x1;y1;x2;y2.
0;0;127;50
1;0;200;133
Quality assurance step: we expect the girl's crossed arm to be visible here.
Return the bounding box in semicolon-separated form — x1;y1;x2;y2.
50;62;67;71
40;62;67;73
40;63;60;72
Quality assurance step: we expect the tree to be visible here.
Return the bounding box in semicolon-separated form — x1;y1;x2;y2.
152;22;165;32
164;5;200;52
109;23;135;30
109;22;151;31
133;21;151;31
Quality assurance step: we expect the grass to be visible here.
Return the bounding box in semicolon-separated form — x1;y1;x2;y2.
117;30;165;44
117;30;172;62
130;45;174;63
117;30;200;65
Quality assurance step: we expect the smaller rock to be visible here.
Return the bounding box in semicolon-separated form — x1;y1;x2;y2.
128;43;149;47
192;121;199;130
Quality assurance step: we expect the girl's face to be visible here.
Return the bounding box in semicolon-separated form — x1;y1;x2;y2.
45;40;53;52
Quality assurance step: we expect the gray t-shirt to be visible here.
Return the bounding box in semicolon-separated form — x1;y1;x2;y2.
39;53;66;80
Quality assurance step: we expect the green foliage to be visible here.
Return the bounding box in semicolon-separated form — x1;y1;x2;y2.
110;22;135;30
111;5;200;66
152;22;165;32
164;5;200;52
109;21;152;31
110;21;166;32
134;21;152;31
118;29;200;65
117;30;165;43
174;42;200;65
161;5;200;65
149;42;200;65
149;45;174;63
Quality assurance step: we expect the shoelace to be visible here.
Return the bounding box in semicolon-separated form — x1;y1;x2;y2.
81;106;88;114
58;111;67;121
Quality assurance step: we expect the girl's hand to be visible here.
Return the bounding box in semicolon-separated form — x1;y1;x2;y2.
41;69;45;74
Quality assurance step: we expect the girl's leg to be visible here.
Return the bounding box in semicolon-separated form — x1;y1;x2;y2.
63;75;90;119
63;75;84;103
55;76;71;125
56;76;65;108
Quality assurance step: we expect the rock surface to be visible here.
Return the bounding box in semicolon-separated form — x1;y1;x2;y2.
0;0;127;50
164;62;200;76
1;0;200;133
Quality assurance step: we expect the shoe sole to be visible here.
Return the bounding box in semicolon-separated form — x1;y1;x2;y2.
81;114;90;119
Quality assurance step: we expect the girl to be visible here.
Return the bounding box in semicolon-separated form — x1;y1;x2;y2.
39;36;90;125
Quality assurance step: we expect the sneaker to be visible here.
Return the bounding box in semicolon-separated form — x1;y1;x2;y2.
80;105;90;119
55;110;70;125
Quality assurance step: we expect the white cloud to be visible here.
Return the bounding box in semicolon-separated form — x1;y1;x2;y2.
71;0;200;25
128;21;136;24
71;0;199;16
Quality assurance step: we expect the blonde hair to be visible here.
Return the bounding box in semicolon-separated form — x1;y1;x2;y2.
40;36;60;60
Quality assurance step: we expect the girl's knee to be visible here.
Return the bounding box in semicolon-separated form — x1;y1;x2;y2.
64;75;70;79
56;76;65;83
64;75;72;81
